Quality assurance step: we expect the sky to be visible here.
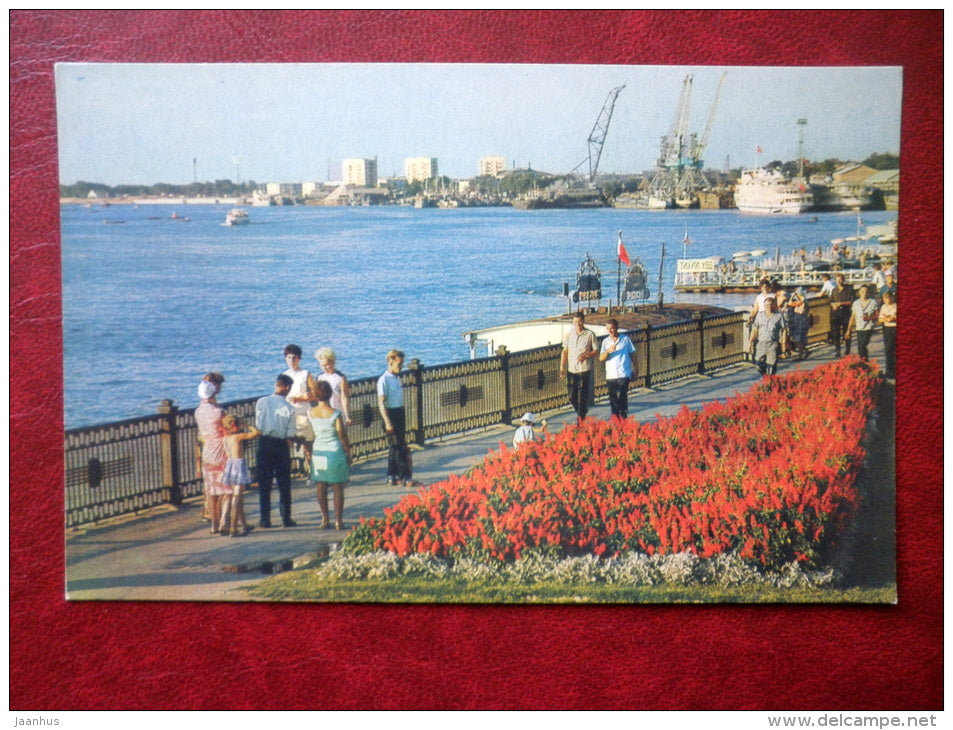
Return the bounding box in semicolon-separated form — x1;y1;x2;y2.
54;63;902;186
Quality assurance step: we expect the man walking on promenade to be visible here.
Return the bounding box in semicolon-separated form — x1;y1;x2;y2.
560;311;598;421
847;284;880;361
598;318;637;420
749;295;785;377
255;373;298;528
829;273;856;357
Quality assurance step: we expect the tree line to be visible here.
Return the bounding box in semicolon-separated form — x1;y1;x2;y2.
60;152;898;200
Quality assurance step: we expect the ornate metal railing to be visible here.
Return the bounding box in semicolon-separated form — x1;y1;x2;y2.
64;301;832;526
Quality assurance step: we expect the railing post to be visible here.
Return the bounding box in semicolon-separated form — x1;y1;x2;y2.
642;323;653;388
694;311;706;374
407;359;426;447
157;399;182;506
496;345;511;425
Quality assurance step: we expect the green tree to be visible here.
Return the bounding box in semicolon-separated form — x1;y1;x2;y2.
862;152;899;170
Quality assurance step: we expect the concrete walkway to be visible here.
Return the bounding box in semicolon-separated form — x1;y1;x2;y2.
65;338;886;602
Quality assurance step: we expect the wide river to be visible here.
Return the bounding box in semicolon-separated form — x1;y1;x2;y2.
60;202;894;429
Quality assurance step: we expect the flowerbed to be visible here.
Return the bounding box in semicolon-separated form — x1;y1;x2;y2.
344;358;880;571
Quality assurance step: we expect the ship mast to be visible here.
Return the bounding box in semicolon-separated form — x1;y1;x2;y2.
797;118;807;178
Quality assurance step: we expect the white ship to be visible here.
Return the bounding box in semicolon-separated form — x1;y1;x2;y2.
223;208;250;226
733;168;813;215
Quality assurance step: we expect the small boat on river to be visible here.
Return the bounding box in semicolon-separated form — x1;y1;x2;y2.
224;208;250;226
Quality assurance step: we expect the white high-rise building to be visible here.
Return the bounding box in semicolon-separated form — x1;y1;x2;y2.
479;156;506;177
342;158;378;187
405;157;438;183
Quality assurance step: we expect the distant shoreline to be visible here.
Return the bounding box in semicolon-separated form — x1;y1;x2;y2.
60;197;247;206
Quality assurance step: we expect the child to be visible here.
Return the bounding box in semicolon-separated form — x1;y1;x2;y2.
513;412;546;448
220;415;260;537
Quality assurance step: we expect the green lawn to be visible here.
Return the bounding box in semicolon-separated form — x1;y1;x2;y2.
242;569;895;604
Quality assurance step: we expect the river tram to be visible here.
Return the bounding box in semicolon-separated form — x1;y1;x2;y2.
674;218;897;293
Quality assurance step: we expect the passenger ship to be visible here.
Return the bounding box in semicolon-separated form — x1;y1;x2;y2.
733;168;813;215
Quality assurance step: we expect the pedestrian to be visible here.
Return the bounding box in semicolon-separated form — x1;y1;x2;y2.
598;318;637;420
559;311;598;421
829;273;855;357
786;285;810;360
749;278;774;322
377;350;421;488
773;282;791;358
220;415;259;537
255;373;297;528
871;262;887;299
194;373;229;533
315;347;351;427
878;290;897;379
513;412;546;448
282;344;318;464
309;379;352;530
879;270;898;301
819;273;836;298
749;295;785;377
847;284;880;361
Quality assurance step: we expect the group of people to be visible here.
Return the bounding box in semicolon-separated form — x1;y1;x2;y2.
559;312;638;423
194;345;420;537
750;269;897;379
508;312;637;449
748;278;812;376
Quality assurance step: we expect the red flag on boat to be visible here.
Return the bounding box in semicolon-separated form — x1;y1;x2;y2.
617;231;631;266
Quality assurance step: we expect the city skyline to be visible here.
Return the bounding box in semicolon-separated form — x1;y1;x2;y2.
55;63;902;186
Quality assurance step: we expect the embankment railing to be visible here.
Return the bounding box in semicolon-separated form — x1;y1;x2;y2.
65;299;832;526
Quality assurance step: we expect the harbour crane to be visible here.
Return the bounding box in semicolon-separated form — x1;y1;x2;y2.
572;85;625;183
689;70;726;175
648;72;726;207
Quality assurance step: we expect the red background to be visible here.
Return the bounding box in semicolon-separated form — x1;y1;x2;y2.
10;10;942;710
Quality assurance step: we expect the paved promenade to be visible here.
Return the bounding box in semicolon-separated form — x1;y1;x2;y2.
65;337;887;602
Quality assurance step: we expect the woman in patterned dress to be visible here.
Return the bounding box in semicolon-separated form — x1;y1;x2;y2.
195;373;230;533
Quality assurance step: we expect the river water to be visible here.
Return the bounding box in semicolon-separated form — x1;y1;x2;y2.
60;202;894;428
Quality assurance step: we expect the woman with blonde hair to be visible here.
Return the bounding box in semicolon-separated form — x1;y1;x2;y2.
315;347;351;427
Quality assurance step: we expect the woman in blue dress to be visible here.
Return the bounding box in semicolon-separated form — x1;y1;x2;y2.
308;380;352;530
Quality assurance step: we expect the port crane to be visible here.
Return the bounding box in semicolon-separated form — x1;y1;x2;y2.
648;72;726;207
571;85;625;183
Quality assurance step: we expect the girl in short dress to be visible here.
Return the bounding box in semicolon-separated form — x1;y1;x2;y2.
220;415;259;537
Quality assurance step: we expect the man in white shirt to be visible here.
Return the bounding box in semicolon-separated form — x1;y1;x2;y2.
749;296;785;377
255;373;297;528
559;312;598;421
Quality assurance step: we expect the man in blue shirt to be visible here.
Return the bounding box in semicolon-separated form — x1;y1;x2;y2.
598;318;637;420
255;373;297;528
377;350;420;488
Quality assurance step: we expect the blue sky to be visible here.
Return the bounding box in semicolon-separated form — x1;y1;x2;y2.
55;63;902;185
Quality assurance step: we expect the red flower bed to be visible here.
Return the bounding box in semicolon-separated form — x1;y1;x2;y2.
347;358;880;570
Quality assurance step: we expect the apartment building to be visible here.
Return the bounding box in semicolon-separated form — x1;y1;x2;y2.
479;156;506;177
405;157;438;183
343;158;378;187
